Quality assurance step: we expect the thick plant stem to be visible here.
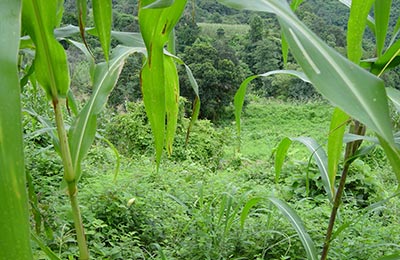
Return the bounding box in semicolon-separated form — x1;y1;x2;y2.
320;121;365;260
53;99;89;260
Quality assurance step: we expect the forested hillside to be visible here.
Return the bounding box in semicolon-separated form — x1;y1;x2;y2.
62;0;400;120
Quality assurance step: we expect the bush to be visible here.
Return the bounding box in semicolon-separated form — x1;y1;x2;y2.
105;99;227;169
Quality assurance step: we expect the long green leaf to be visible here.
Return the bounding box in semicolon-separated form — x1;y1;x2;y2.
390;15;400;46
139;0;187;166
22;0;70;99
69;46;145;181
31;233;61;260
166;53;201;143
0;0;32;258
371;38;400;76
347;0;375;63
234;70;309;138
338;0;376;34
291;137;333;201
275;137;292;183
268;197;318;260
240;197;262;229
374;0;392;57
327;108;349;196
92;0;112;62
164;55;180;155
219;0;394;146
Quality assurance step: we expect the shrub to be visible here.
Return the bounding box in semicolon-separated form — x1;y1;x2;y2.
105;99;227;169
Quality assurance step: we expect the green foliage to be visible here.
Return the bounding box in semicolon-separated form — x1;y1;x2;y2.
106;100;226;169
180;38;247;120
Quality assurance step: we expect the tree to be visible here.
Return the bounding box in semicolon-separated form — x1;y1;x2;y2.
180;38;246;120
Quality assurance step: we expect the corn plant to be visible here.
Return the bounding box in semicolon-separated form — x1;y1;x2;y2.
224;0;400;259
1;0;198;259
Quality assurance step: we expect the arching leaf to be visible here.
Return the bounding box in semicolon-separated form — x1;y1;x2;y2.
268;197;318;260
69;46;145;181
219;0;395;147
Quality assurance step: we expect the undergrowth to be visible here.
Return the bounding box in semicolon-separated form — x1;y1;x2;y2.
29;98;400;259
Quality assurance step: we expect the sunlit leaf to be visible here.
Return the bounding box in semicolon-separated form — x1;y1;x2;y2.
347;0;375;63
92;0;112;62
0;0;33;258
69;46;145;181
338;0;376;34
268;197;318;260
275;137;292;183
327;108;349;196
219;0;394;147
22;0;70;99
139;0;187;166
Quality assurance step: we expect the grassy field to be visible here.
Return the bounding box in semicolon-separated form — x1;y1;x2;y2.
198;22;250;39
31;98;400;259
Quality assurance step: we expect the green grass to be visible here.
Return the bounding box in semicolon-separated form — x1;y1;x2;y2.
30;98;400;259
198;22;249;39
236;98;333;161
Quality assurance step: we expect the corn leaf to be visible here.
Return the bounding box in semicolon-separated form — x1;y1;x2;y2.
291;137;333;202
240;197;262;229
371;38;400;75
164;55;180;155
338;0;376;34
375;0;392;57
0;0;33;258
275;137;292;183
219;0;394;147
92;0;112;62
166;53;201;143
389;15;400;46
139;0;187;166
268;197;318;260
347;0;375;63
22;0;70;99
69;46;145;181
327;108;349;196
